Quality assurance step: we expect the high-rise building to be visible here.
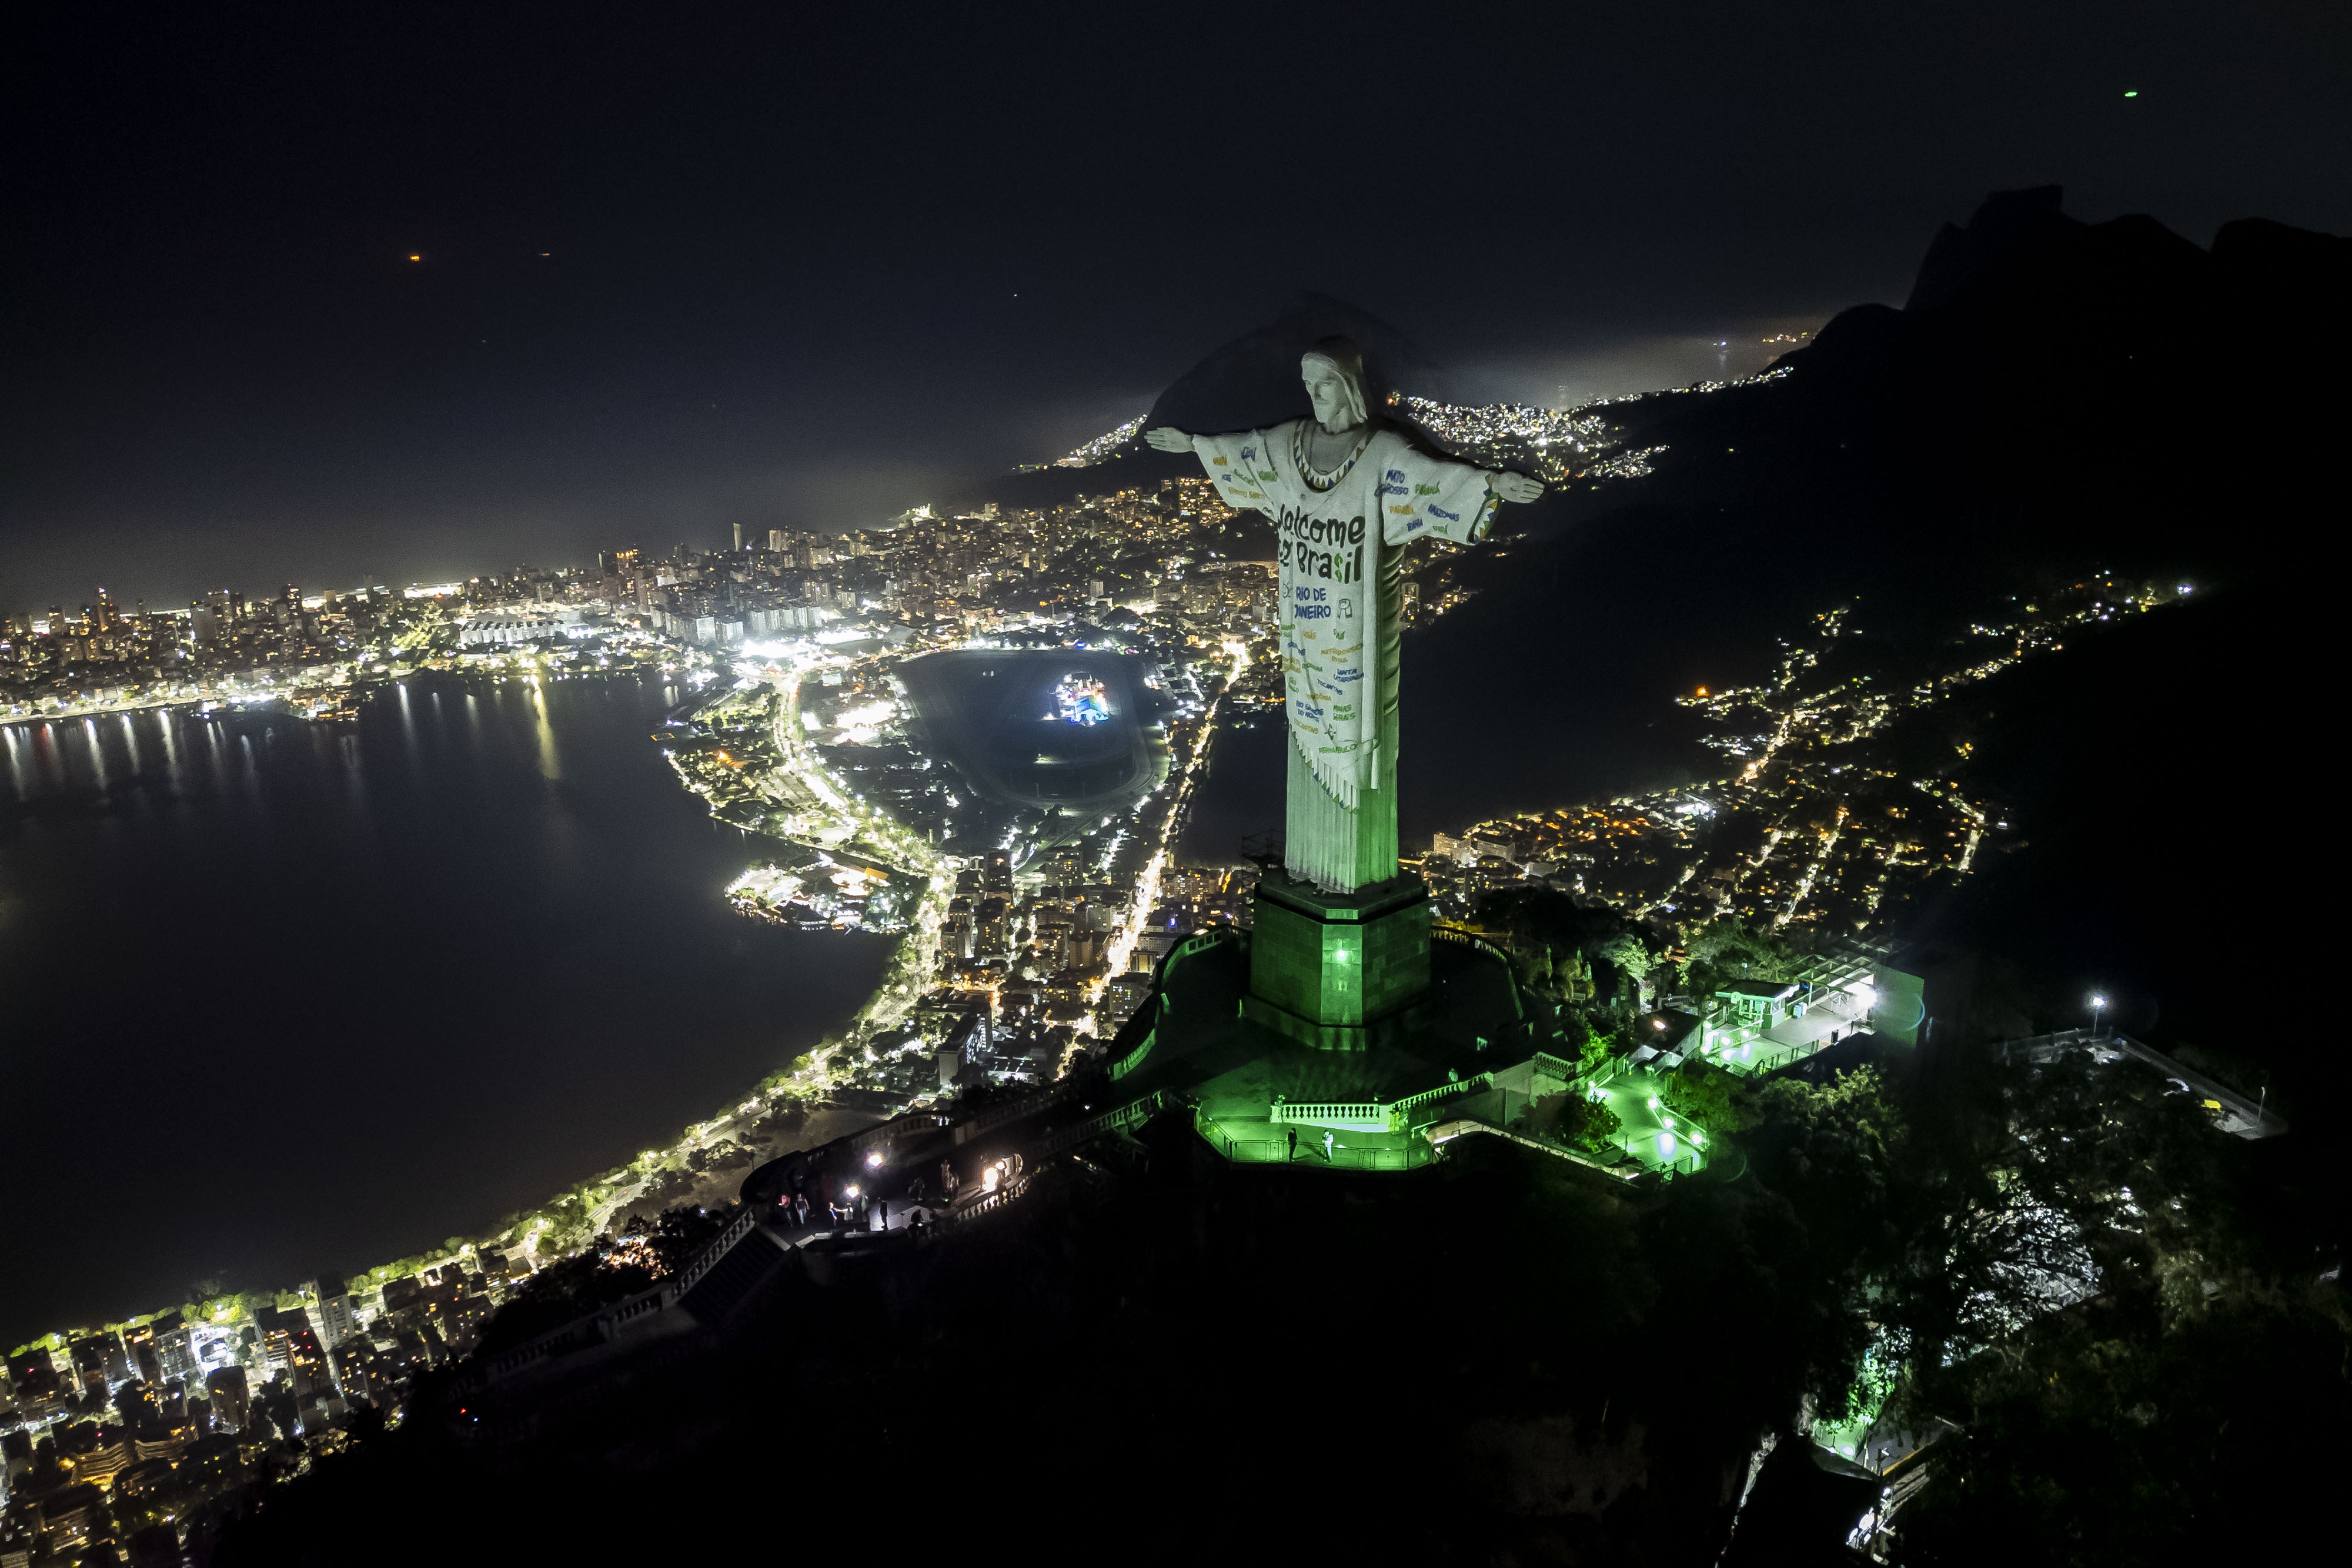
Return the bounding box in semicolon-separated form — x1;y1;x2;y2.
68;1333;120;1395
157;1325;199;1385
204;1365;249;1432
193;589;238;647
6;1349;62;1417
313;1293;359;1349
731;522;744;551
942;897;975;959
1;1429;32;1486
329;1340;389;1407
287;1329;333;1400
769;529;787;553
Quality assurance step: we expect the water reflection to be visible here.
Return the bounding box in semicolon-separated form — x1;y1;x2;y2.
529;680;562;780
0;678;891;1344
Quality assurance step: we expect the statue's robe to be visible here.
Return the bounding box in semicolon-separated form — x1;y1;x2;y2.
1190;421;1496;892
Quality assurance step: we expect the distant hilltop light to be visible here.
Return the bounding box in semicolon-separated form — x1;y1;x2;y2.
2123;89;2138;97
409;253;422;261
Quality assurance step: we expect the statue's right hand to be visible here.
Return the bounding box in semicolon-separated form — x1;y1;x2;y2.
1143;426;1192;453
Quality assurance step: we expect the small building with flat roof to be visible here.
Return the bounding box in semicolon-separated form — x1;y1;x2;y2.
1716;978;1802;1029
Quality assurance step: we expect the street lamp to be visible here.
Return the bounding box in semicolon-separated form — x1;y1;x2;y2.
2089;992;2107;1039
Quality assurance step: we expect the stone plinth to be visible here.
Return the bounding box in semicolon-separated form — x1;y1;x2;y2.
1244;873;1432;1050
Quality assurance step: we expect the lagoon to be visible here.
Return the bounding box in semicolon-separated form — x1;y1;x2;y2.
0;676;887;1345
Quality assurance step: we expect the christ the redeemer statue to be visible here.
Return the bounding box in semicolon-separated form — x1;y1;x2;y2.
1147;339;1542;895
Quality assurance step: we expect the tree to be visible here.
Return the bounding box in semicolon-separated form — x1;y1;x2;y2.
1681;915;1789;996
1475;888;1659;1004
1661;1060;1753;1135
1746;1066;1908;1273
1554;1009;1620;1075
1515;1090;1622;1155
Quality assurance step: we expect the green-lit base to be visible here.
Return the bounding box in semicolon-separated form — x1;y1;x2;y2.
1246;874;1432;1052
1104;924;1532;1176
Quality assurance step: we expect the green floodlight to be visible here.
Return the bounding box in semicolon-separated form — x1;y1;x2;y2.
2123;89;2139;98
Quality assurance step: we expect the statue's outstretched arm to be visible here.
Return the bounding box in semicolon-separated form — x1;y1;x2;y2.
1488;470;1544;505
1144;426;1192;453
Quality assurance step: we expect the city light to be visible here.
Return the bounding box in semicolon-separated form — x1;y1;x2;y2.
3;408;2080;1459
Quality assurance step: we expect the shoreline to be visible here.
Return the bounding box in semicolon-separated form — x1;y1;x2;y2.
2;661;885;1356
7;624;1245;1354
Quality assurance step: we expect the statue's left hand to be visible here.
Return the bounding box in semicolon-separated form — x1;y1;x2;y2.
1491;472;1544;505
1144;426;1192;453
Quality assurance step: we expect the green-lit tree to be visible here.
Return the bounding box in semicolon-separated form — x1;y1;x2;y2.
1661;1059;1754;1135
1515;1089;1623;1155
1680;915;1789;997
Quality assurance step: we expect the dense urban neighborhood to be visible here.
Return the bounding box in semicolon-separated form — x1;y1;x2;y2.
0;408;2311;1567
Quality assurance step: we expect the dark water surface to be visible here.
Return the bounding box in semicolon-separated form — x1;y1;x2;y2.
0;676;888;1344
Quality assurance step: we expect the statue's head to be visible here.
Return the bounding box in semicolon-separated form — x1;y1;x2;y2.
1300;337;1369;434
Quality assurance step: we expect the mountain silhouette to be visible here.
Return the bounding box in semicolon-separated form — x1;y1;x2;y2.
1408;186;2343;814
1144;290;1441;436
1397;188;2342;1098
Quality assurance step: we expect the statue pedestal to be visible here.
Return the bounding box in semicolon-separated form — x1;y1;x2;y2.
1244;873;1433;1051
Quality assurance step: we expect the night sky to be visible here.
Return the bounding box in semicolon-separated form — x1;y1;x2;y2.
8;2;2347;611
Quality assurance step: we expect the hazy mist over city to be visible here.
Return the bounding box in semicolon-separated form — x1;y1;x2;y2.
12;5;2347;611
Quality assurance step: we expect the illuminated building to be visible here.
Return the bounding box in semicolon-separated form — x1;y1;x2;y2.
204;1366;249;1432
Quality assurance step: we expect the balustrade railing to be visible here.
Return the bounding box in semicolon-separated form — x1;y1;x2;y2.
952;1078;1083;1145
1037;1090;1166;1160
1268;1101;1386;1128
1430;924;1511;965
848;1111;948;1154
457;1202;767;1390
1388;1074;1494;1118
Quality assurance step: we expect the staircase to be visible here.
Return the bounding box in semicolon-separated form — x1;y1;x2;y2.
676;1227;796;1326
